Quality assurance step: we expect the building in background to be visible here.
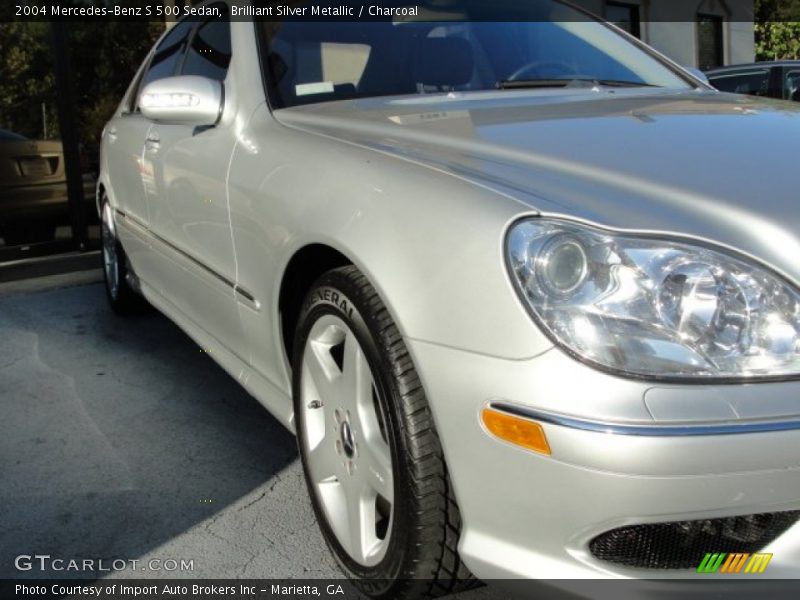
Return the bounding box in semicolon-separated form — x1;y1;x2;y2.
571;0;755;70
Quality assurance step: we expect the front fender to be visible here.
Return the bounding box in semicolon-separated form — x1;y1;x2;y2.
228;104;553;394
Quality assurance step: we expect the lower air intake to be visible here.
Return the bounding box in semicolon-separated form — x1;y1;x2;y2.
589;510;800;569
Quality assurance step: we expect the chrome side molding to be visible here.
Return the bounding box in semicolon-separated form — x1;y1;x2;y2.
115;208;259;311
489;402;800;437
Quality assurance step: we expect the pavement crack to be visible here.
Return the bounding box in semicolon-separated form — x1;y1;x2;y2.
0;354;26;371
238;490;269;513
237;552;258;577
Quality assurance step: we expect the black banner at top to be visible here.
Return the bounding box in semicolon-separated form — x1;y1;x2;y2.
0;0;777;23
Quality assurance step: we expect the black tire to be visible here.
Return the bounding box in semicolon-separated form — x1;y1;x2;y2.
293;266;477;599
100;195;148;315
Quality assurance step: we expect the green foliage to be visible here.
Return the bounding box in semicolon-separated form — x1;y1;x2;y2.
0;23;57;139
67;22;163;144
755;0;800;60
0;22;161;144
755;21;800;60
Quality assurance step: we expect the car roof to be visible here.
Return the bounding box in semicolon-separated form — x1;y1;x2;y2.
706;61;800;74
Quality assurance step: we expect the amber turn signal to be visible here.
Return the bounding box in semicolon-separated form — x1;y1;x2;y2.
481;408;551;455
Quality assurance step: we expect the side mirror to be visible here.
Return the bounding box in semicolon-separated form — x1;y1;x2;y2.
139;75;223;126
684;67;711;86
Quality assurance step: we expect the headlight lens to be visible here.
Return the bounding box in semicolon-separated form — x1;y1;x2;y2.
507;219;800;379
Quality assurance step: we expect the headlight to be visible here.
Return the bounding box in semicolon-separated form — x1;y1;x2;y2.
506;218;800;380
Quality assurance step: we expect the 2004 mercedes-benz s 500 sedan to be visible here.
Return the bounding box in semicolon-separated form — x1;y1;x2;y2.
98;0;800;595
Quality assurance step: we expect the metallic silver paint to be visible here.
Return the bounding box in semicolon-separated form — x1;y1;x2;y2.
98;9;800;582
409;338;800;579
139;75;224;126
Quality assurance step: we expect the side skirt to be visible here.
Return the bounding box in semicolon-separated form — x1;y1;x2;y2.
138;278;295;433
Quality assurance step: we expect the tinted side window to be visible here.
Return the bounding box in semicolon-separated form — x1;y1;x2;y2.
125;65;147;112
785;70;800;101
709;70;770;96
181;12;232;81
140;21;193;93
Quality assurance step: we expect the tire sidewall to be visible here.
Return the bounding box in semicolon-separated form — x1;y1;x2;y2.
100;195;147;316
292;272;412;594
100;199;122;305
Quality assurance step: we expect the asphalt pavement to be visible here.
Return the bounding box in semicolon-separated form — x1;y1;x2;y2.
0;274;500;598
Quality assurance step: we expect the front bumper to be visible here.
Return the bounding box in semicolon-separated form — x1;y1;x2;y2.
407;339;800;580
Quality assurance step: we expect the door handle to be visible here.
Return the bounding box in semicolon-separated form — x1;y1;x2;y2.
145;132;160;151
107;127;117;142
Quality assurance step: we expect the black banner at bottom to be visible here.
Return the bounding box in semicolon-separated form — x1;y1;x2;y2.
4;578;800;600
5;581;361;600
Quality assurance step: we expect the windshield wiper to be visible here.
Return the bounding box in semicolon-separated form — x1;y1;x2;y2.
496;78;656;90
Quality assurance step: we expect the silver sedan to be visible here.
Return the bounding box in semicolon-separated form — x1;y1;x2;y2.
98;0;800;595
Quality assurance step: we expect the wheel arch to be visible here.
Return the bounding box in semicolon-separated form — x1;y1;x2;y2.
278;243;352;367
96;181;106;217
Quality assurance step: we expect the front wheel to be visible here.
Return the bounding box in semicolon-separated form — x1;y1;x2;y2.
293;266;475;599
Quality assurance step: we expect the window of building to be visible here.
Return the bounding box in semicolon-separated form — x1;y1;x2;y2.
697;14;724;71
606;2;641;39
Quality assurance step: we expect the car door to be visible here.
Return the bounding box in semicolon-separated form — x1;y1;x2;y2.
109;20;195;286
767;66;784;99
103;83;154;229
141;8;244;356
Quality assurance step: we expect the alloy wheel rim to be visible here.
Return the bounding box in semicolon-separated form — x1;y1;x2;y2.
300;314;394;567
101;204;119;299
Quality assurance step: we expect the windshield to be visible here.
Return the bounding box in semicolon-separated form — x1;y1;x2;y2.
260;0;691;108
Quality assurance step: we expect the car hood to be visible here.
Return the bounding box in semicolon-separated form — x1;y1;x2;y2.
277;88;800;283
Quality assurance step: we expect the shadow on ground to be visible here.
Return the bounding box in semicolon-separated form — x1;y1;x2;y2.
0;280;502;599
0;282;305;578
